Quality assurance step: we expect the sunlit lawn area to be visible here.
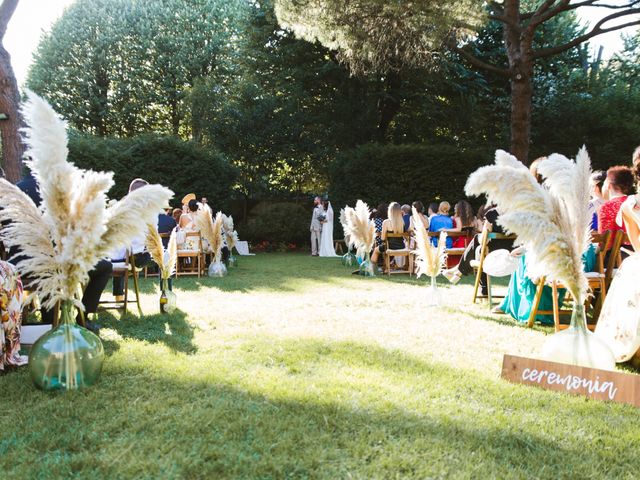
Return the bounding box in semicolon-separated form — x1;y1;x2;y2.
3;253;640;478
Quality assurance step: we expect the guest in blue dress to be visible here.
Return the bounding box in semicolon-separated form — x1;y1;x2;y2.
429;201;454;248
498;244;597;325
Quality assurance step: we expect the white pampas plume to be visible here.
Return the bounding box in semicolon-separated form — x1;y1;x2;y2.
343;200;375;258
465;149;590;300
412;207;447;278
222;214;238;251
197;207;223;262
0;91;173;310
145;225;177;280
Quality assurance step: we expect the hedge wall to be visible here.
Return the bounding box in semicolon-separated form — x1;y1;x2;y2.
236;201;311;245
328;143;492;211
68;133;237;209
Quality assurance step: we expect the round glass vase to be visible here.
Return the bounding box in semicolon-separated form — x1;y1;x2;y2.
209;260;228;277
426;275;442;307
160;278;177;314
228;254;238;268
342;251;356;267
358;252;375;277
541;302;616;370
29;300;105;391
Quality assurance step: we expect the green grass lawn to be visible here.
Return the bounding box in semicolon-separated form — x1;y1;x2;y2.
3;253;640;479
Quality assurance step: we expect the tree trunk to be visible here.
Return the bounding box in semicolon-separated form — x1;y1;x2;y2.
509;65;533;164
0;0;23;183
376;71;401;141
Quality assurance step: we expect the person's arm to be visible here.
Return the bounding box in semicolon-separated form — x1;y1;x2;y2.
443;216;462;233
622;207;640;252
381;220;389;241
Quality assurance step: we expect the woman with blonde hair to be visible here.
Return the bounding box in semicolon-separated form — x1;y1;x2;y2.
371;202;408;264
428;201;454;248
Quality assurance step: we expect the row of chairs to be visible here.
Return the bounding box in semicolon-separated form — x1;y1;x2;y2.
471;224;629;332
144;231;205;279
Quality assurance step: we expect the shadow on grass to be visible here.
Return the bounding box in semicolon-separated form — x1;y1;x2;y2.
98;308;197;355
8;337;635;478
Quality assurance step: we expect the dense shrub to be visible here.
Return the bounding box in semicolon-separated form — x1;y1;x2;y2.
328;143;493;211
237;201;310;244
68;133;237;209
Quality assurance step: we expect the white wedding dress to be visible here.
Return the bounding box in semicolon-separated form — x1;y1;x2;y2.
319;203;339;257
595;195;640;362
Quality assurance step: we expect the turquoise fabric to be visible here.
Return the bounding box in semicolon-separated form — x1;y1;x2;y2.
500;244;597;326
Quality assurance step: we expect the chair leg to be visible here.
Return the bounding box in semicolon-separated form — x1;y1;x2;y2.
552;282;560;332
123;272;129;315
487;275;493;309
131;269;142;315
472;267;482;304
527;279;545;328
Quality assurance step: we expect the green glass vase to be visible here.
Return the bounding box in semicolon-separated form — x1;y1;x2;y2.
228;255;238;268
160;278;177;314
342;251;356;267
358;252;375;277
29;300;104;391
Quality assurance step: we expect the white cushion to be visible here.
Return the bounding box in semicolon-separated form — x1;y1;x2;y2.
111;262;128;270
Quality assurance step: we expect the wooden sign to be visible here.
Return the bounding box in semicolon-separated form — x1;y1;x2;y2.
501;354;640;408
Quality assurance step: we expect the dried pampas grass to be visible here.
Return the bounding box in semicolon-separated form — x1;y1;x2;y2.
343;200;375;258
412;208;447;278
0;91;173;310
196;206;223;262
222;214;239;252
465;149;591;300
145;225;177;279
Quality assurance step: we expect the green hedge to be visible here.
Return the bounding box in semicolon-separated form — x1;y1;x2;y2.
328;143;492;211
68;133;237;209
237;201;310;245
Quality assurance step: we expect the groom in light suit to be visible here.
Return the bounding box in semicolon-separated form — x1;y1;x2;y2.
310;196;323;256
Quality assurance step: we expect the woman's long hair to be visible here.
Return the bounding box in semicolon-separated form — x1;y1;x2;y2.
454;200;474;228
387;202;404;233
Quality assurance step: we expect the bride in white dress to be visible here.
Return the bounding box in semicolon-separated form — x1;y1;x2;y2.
595;189;640;362
319;200;339;257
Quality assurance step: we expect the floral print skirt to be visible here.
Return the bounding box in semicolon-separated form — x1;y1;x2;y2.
0;261;26;371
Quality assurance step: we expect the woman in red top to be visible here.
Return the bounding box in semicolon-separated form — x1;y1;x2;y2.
446;200;476;248
598;166;635;238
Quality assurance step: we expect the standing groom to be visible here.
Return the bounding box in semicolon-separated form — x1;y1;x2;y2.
310;196;323;256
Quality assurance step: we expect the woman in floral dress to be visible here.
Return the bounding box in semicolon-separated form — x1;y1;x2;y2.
0;260;26;371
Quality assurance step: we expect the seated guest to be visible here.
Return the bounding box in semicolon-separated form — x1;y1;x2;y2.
371;202;408;264
110;179;153;302
372;203;388;252
598;166;635;242
427;202;438;220
442;204;514;292
401;204;412;230
172;208;182;225
0;261;27;370
589;171;607;231
158;209;177;248
474;204;488;232
179;199;199;231
410;201;429;230
446;200;475;248
429;201;454;248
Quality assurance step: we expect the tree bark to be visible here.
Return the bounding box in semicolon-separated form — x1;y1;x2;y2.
0;0;23;183
509;66;534;163
376;71;401;141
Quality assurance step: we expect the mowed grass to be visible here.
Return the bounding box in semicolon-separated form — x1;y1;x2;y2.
2;253;640;479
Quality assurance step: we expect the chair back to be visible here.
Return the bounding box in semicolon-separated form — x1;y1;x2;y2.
385;232;410;251
180;231;203;253
605;230;625;287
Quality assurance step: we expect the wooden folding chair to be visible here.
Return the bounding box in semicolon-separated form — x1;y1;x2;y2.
431;230;474;269
527;237;608;331
98;253;142;315
176;231;204;278
383;232;413;275
604;230;626;290
471;221;516;308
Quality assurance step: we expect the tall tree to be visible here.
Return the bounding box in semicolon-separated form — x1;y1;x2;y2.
451;0;640;162
27;0;245;138
0;0;24;182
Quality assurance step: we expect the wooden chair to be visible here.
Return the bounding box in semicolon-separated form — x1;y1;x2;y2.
471;221;516;308
98;253;142;315
429;230;474;269
144;232;171;278
383;232;413;275
527;238;608;331
604;230;627;290
176;231;204;278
